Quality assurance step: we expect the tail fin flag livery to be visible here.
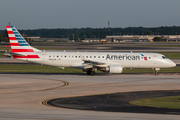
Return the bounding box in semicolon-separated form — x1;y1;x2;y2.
6;26;41;53
5;26;176;75
6;26;41;60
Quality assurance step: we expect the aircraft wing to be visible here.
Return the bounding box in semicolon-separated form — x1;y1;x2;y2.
82;59;107;69
83;59;106;65
77;52;109;69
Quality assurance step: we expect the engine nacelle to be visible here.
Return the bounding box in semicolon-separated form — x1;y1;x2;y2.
106;65;123;73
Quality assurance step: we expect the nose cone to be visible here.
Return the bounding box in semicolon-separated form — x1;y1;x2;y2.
171;61;176;67
165;59;176;67
168;60;176;67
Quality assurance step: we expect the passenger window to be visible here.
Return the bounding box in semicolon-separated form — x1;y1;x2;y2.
94;56;96;58
86;56;88;58
75;56;77;58
102;56;104;58
64;56;66;58
49;56;51;58
90;56;92;58
98;56;100;58
149;57;151;59
72;56;74;58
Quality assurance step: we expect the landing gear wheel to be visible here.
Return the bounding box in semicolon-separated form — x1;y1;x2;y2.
154;68;160;76
87;70;95;76
87;70;91;75
155;71;158;76
90;71;95;76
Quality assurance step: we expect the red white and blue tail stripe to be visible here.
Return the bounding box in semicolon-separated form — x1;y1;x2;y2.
6;26;41;53
6;26;41;60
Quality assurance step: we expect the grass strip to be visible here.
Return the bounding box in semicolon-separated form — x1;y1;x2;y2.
129;96;180;109
0;64;179;73
30;42;100;45
0;52;6;57
159;52;180;59
124;45;180;47
0;64;82;73
35;47;76;50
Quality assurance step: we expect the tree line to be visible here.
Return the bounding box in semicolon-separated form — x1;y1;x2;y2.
0;26;180;41
0;33;8;42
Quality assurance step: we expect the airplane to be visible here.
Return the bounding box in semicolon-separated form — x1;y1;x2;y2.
5;26;176;75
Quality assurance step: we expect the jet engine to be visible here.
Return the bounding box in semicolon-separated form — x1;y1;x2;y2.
105;65;123;73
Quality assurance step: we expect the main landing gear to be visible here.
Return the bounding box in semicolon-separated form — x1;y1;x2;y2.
87;70;96;76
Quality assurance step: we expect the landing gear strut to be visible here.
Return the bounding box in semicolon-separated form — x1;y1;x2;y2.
154;68;160;76
87;70;95;76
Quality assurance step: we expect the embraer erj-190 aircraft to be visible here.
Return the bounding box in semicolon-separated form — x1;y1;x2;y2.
6;26;176;75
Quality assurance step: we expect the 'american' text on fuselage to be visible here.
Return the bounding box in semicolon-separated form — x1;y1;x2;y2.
106;54;140;60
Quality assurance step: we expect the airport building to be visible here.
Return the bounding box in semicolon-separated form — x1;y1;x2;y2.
105;35;180;43
24;35;180;43
165;36;180;42
24;37;40;42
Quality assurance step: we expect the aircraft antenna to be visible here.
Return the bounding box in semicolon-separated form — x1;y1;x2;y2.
108;20;110;31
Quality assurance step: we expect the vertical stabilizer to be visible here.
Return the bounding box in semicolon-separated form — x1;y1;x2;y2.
6;26;41;53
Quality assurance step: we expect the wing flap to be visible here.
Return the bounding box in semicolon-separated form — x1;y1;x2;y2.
77;51;108;68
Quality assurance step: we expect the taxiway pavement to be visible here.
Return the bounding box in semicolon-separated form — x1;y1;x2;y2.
0;74;180;120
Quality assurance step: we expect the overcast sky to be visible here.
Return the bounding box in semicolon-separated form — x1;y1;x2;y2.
1;0;180;29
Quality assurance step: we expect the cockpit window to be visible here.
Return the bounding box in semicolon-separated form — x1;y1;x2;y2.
162;56;168;59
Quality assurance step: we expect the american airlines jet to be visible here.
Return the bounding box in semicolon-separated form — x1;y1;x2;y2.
6;26;176;75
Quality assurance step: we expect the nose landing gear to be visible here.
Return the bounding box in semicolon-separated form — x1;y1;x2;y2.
155;71;158;75
154;68;160;76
